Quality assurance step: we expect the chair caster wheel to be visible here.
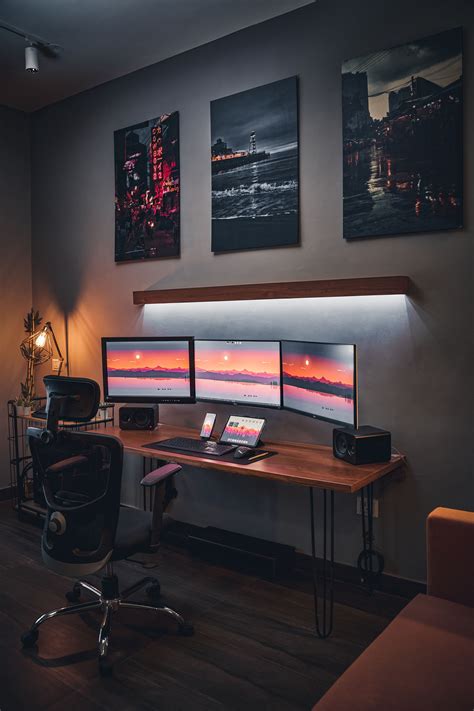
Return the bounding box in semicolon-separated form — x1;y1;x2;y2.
99;658;113;676
178;623;194;637
21;629;39;648
146;582;161;600
66;583;81;602
66;590;80;602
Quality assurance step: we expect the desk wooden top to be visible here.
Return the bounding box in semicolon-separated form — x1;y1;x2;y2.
98;423;405;494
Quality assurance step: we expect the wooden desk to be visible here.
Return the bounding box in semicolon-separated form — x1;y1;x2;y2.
107;422;404;494
96;422;405;638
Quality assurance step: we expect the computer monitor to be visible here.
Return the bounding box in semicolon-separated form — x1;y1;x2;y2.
195;340;281;408
102;337;195;403
281;340;357;426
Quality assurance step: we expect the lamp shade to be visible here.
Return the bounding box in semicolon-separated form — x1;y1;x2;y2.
20;323;54;366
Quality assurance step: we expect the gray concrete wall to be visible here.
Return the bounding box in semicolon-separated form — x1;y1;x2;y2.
30;0;474;581
0;105;32;488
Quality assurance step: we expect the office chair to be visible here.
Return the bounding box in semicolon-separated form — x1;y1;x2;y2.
20;375;193;675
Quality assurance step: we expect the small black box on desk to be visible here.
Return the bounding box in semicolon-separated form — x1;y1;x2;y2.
119;405;159;430
333;425;391;465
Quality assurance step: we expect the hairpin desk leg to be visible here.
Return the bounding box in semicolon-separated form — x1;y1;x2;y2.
358;483;384;591
309;487;334;638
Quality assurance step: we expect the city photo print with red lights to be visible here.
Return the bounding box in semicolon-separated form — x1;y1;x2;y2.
114;112;180;261
342;27;463;240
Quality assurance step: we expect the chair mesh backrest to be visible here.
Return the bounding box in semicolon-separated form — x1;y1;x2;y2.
30;430;123;571
44;375;100;423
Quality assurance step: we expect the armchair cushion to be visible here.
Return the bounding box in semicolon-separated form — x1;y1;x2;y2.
312;594;474;711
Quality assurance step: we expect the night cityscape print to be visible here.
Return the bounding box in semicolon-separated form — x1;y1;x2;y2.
211;77;299;252
114;112;180;261
342;28;463;240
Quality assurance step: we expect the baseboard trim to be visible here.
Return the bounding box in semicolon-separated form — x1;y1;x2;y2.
165;519;426;599
0;485;15;502
295;551;425;598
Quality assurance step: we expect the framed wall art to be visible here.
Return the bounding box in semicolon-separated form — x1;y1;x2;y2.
114;112;180;262
342;27;462;239
211;77;299;253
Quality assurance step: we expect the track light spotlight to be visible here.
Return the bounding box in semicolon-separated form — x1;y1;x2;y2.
25;44;39;72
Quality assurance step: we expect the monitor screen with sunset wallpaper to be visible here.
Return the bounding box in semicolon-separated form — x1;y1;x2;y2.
281;341;357;426
102;337;195;403
195;340;281;408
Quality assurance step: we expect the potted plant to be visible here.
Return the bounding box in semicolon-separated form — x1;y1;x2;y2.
16;308;43;416
15;396;25;417
16;382;33;417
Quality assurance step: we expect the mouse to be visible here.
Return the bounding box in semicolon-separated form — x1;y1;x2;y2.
233;446;253;459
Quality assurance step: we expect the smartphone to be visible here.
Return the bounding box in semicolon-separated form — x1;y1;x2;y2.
200;413;216;440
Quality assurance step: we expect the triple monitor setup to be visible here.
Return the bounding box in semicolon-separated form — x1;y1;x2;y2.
100;336;392;465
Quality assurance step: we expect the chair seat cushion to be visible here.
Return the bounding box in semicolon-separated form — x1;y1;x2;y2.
312;593;474;711
112;507;172;560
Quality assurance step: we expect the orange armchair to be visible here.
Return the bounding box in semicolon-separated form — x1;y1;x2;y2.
427;507;474;608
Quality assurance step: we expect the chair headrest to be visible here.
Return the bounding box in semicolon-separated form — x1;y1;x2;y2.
44;375;100;423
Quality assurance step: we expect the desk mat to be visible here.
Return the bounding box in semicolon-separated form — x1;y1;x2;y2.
143;441;276;466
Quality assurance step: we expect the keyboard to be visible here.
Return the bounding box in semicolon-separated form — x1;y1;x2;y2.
150;437;236;457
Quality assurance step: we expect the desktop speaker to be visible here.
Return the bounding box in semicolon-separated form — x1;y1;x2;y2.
333;425;391;465
119;405;159;431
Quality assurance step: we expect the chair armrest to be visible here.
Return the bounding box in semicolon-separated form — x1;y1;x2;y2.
427;507;474;607
140;463;182;487
46;455;89;476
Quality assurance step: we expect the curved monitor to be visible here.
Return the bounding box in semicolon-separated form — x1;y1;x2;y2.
195;340;281;409
102;337;195;403
281;340;357;426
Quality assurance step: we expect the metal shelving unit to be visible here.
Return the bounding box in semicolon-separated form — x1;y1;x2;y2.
7;397;115;518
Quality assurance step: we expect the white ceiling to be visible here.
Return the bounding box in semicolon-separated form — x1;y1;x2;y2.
0;0;313;113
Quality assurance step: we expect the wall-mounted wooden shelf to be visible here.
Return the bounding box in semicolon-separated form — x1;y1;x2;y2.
133;276;410;306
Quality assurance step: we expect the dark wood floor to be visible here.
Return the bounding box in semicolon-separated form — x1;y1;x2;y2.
0;502;408;711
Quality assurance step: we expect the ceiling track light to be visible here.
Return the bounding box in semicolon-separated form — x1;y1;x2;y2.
25;43;39;72
0;20;61;72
